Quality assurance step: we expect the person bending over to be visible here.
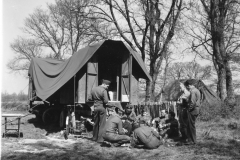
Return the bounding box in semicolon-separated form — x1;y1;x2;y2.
130;120;162;149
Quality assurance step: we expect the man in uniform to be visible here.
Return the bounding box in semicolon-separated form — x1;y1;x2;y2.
122;104;137;136
102;106;130;147
184;79;201;145
177;81;190;142
88;79;111;143
151;109;168;129
130;120;162;149
159;111;179;140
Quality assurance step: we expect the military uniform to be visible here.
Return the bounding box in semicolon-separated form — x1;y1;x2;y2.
160;118;179;139
186;86;201;144
122;105;137;136
89;85;109;143
178;88;190;140
131;126;162;149
103;115;130;146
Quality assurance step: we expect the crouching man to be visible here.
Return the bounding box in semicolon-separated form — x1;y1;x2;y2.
130;120;162;149
159;111;179;140
102;106;130;147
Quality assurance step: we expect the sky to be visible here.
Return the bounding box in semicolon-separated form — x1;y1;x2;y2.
0;0;209;95
1;0;55;94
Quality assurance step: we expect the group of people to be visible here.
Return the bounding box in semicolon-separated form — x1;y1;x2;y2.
88;78;201;149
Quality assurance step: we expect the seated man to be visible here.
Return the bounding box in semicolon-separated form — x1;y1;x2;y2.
136;107;152;127
159;111;179;140
152;109;168;130
130;120;162;149
122;104;137;136
102;106;130;147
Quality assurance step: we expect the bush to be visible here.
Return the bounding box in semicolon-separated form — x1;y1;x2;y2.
199;98;240;121
198;101;222;121
1;101;29;111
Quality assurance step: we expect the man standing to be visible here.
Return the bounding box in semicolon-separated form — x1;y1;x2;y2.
177;81;190;142
184;79;201;145
88;79;111;143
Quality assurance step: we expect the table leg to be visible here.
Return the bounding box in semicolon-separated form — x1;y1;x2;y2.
5;117;7;138
18;118;21;138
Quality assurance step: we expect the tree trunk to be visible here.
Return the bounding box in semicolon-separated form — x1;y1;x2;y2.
216;67;225;100
225;60;236;106
145;80;151;102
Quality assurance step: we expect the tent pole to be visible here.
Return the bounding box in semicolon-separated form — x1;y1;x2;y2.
74;75;76;113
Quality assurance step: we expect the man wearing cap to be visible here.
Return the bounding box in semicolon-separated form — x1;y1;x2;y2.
102;107;130;147
122;104;137;136
88;79;111;143
184;79;201;145
130;120;162;149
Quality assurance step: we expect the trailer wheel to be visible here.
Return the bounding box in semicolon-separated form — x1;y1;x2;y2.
59;110;66;128
42;108;60;124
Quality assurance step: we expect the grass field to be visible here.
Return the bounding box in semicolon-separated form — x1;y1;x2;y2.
1;101;240;160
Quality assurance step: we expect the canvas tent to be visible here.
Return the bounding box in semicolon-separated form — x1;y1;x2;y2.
28;40;151;104
162;79;221;106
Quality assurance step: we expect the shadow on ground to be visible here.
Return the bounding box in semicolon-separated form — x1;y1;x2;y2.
27;117;62;135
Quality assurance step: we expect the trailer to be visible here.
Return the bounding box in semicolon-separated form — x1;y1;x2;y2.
28;40;151;129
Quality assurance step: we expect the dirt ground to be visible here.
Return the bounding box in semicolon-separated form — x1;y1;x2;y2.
1;110;240;160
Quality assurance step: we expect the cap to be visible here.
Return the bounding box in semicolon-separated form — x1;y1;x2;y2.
184;79;196;86
102;79;111;85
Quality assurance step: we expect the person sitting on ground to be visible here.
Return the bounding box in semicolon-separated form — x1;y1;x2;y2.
130;120;162;149
151;109;168;131
159;111;179;141
102;106;130;147
122;104;137;136
136;107;152;127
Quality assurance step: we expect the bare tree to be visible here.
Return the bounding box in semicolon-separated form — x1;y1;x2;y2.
9;0;104;75
166;61;212;81
7;38;43;77
92;0;183;101
184;0;240;103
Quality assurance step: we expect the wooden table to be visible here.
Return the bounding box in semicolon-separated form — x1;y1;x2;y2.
2;114;24;138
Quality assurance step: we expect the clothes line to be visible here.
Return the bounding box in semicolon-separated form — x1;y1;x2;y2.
132;101;178;119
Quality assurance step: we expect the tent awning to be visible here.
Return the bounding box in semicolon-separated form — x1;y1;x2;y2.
28;40;151;101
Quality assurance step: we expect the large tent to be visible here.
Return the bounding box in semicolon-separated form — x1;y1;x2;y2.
162;79;221;106
28;40;151;101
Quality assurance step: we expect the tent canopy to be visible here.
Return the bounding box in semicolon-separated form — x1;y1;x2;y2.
162;79;221;106
28;40;151;101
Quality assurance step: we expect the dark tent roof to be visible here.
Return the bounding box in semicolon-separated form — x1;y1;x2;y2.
28;40;151;101
163;79;221;106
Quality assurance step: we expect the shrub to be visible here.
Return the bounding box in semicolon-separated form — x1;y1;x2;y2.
1;101;29;111
198;101;222;121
